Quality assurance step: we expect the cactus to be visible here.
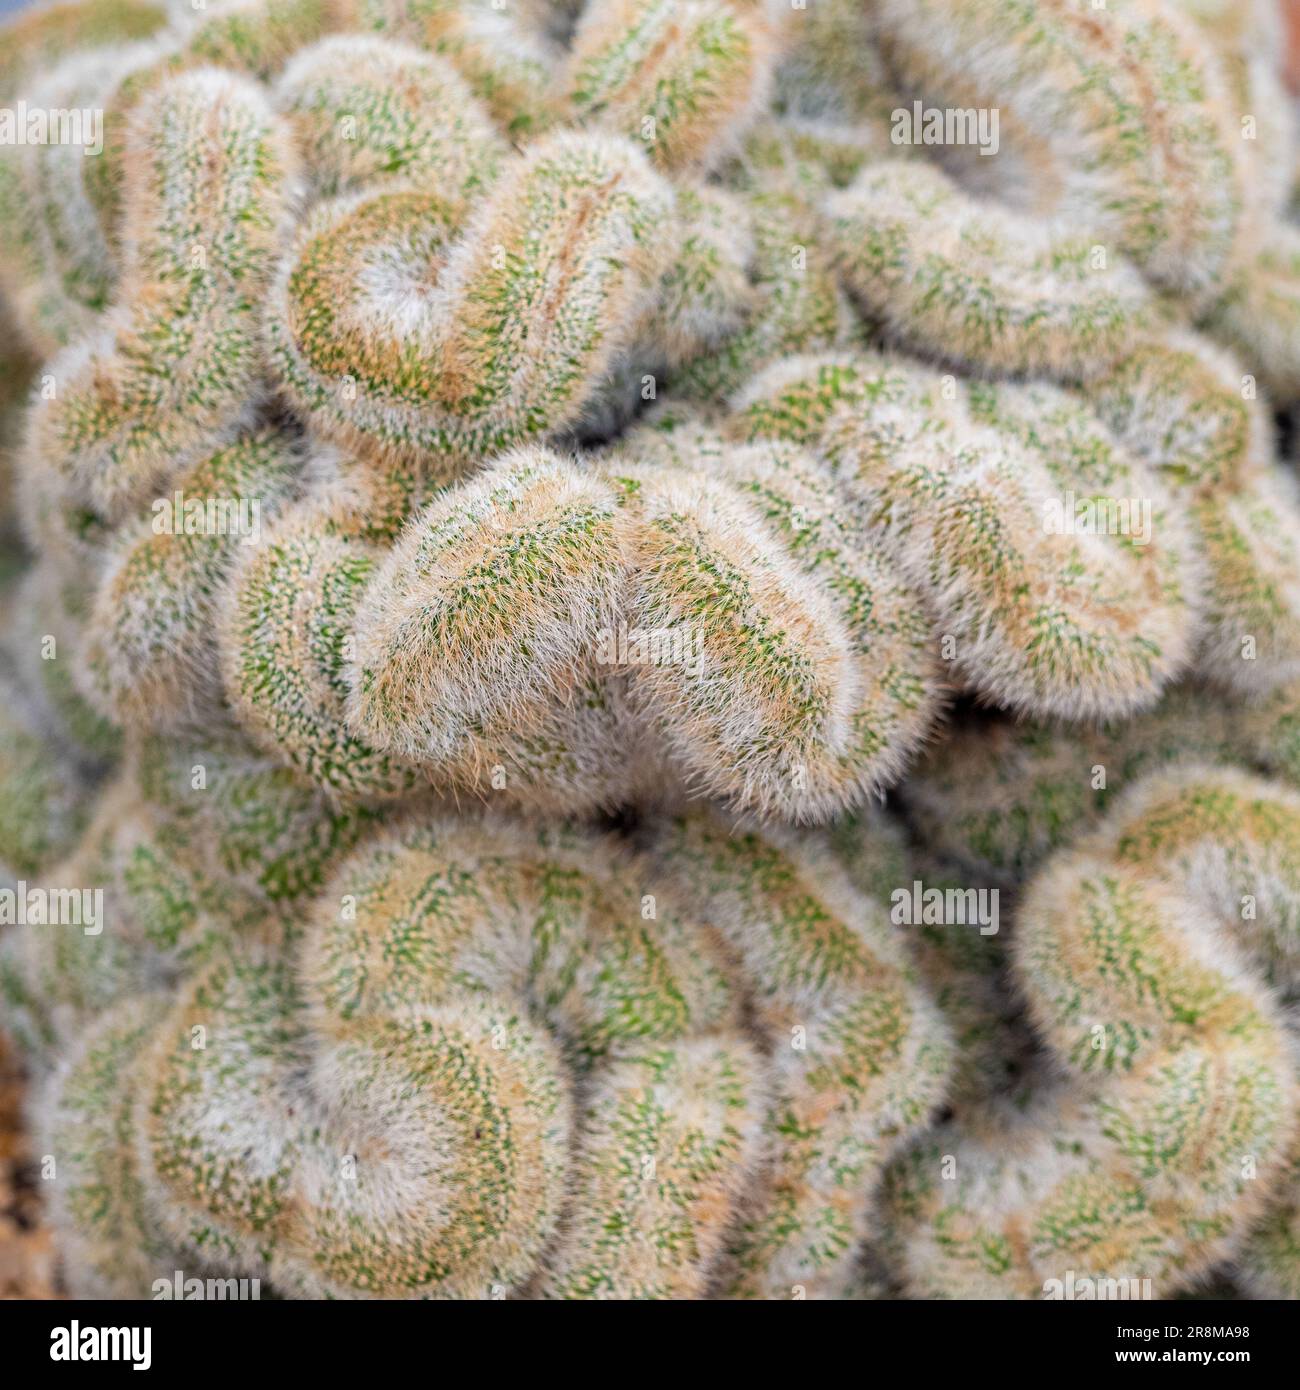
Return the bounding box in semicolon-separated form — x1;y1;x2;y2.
220;486;425;802
344;447;634;810
1193;462;1300;698
1083;331;1269;495
614;437;939;819
823;160;1157;382
339;441;939;821
1240;1155;1300;1299
868;0;1248;298
7;567;123;765
559;0;778;170
653;811;953;1297
353;0;560;136
4;0;1300;1304
734;352;1201;721
275;33;506;199
268;130;673;473
882;764;1300;1298
1208;223;1300;404
27;68;299;523
0;0;165;103
33;812;948;1298
633;182;756;367
668;159;860;400
897;687;1241;885
0;45;152;355
0;670;90;879
84;429;301;729
36;995;178;1298
770;0;902;141
83;0;353;264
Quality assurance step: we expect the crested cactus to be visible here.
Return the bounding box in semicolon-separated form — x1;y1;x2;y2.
0;0;165;102
85;0;353;232
868;0;1248;298
653;811;952;1297
668;151;860;400
1083;331;1270;495
559;0;779;170
1194;461;1300;698
268;129;674;473
338;440;940;820
27;67;299;522
0;670;91;880
3;0;1300;1305
881;765;1300;1299
275;33;506;199
220;484;425;801
823;160;1158;383
0;45;147;354
353;0;560;136
734;352;1202;721
1208;223;1300;408
614;436;939;819
33;812;949;1298
84;429;301;729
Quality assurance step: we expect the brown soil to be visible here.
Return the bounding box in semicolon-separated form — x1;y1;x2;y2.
0;1030;60;1299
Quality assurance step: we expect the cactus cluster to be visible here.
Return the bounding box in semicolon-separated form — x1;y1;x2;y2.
35;809;952;1299
1;0;1299;1300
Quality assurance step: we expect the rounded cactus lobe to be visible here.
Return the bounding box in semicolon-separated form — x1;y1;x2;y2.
348;448;628;774
86;429;302;730
824;160;1157;383
883;765;1300;1298
222;487;424;803
29;68;300;525
560;0;778;171
869;0;1248;298
269;131;674;472
276;33;507;200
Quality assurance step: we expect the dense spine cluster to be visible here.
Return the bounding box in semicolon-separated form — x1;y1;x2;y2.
27;68;299;522
869;0;1248;298
883;765;1299;1299
268;128;673;472
823;160;1158;382
35;813;949;1299
2;0;1300;1302
733;352;1203;721
559;0;780;170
